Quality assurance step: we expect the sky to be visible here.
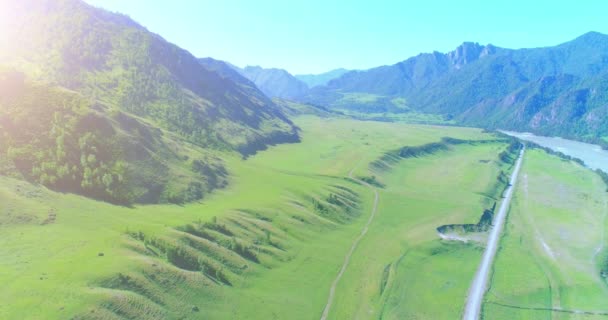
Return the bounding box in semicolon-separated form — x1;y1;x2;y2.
85;0;608;75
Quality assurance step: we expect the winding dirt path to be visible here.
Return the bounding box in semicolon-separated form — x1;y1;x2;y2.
319;168;379;320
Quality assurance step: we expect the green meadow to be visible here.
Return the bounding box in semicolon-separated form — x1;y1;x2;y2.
4;3;608;320
0;115;553;319
330;140;514;319
484;149;608;320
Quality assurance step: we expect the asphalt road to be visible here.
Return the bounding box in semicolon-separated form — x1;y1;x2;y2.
463;147;525;320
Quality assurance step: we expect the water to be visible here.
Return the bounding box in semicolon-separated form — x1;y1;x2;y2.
500;131;608;172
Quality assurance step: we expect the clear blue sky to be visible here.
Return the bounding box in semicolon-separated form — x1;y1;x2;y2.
85;0;608;74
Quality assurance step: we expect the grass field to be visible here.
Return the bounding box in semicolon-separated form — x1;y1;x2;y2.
1;115;515;319
332;141;514;320
483;149;608;320
346;110;452;124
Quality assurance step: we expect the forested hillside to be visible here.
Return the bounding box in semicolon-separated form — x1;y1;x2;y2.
0;0;298;155
300;32;608;143
0;69;227;204
0;0;300;204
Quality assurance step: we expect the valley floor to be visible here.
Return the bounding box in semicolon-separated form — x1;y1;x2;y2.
1;116;606;320
484;149;608;320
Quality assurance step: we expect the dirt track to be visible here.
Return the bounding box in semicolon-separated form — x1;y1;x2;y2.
319;169;379;320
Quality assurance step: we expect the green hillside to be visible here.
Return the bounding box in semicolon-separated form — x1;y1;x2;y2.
0;69;227;205
300;33;608;144
0;0;303;204
0;0;298;156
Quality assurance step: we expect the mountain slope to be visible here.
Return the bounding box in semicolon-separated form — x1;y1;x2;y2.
295;68;350;88
302;32;608;141
301;42;503;114
314;42;501;97
0;0;300;204
0;0;298;156
0;68;228;205
234;65;309;99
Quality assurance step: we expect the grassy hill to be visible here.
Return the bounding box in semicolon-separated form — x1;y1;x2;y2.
0;0;298;156
0;69;228;205
0;0;302;204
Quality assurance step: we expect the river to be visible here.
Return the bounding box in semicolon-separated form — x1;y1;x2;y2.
500;131;608;172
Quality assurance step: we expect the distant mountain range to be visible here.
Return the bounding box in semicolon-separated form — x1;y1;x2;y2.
227;65;350;99
223;33;608;143
295;68;350;88
232;65;309;99
292;32;608;142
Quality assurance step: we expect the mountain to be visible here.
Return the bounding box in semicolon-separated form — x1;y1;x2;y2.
301;32;608;141
197;57;255;85
233;65;309;99
0;0;299;204
310;42;501;97
295;68;350;88
0;0;298;154
299;42;503;114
